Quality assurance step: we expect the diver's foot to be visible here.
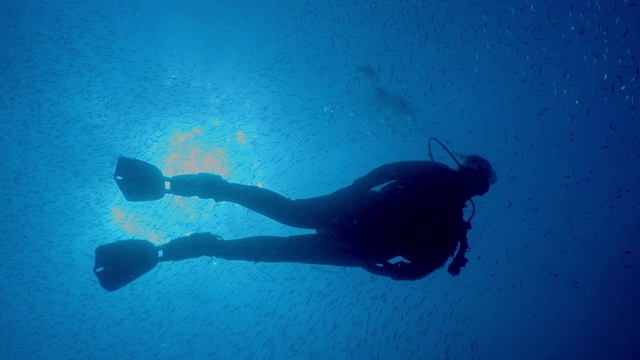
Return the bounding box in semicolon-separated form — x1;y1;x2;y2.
158;232;224;261
168;173;229;200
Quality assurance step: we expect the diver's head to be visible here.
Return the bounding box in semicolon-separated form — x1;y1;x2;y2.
457;155;497;197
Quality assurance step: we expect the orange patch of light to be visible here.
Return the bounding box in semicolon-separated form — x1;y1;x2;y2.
112;208;125;223
111;207;139;236
111;206;166;244
163;127;231;177
174;128;202;143
237;130;247;145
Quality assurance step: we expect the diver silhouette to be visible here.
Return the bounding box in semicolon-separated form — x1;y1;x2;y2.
94;139;497;291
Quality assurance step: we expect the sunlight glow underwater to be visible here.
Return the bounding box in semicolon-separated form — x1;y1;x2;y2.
108;120;261;244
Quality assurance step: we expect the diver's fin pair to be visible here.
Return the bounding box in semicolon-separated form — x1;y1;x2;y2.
94;240;159;291
114;157;167;202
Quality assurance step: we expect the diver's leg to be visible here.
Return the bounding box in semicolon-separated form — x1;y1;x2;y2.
218;184;356;229
158;232;366;267
170;174;358;229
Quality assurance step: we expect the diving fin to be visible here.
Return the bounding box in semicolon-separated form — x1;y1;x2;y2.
114;157;167;202
94;240;159;291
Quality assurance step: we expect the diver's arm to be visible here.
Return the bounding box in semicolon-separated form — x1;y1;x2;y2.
361;259;438;281
351;161;444;190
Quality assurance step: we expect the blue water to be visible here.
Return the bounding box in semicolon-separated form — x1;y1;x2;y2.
1;1;638;359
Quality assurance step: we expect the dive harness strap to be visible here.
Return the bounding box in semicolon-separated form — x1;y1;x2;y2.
428;138;474;276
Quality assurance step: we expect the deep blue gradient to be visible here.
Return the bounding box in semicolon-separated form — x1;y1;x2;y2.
1;1;638;359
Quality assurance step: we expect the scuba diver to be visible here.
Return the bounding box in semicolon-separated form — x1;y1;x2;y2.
94;139;497;291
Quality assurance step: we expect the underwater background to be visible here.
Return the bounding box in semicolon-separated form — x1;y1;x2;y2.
1;1;638;359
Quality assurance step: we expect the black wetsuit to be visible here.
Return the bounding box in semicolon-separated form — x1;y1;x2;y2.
160;161;472;280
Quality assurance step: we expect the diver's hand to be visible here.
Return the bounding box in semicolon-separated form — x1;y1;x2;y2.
361;260;394;276
361;259;434;281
